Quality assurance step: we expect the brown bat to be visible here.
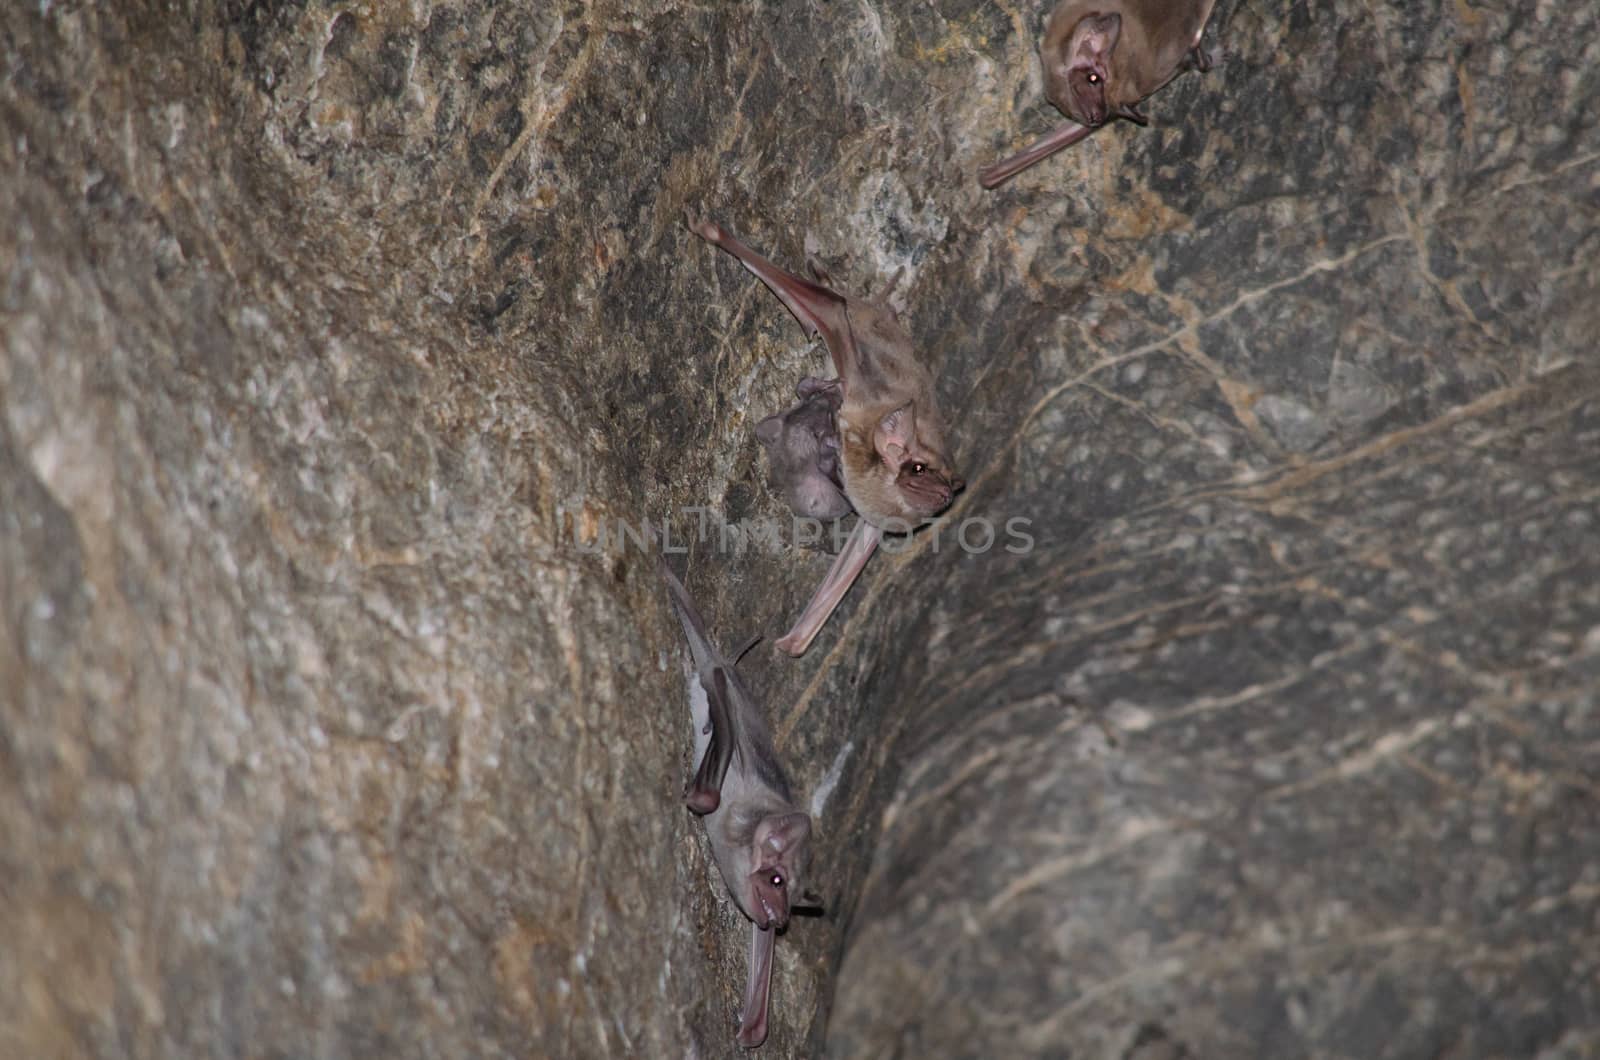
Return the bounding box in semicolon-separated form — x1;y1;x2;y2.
756;377;852;522
979;0;1217;188
660;560;817;1048
686;211;962;655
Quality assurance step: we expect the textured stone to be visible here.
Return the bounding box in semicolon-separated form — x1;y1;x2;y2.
1;1;1596;1058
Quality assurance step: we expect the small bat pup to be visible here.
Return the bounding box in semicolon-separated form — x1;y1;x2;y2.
687;210;963;656
756;377;852;522
661;559;817;1049
979;0;1218;188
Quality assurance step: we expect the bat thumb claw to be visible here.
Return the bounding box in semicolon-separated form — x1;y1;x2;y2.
684;788;721;815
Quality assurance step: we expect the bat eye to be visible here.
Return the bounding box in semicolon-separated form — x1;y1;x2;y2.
910;462;927;476
770;872;784;888
1087;72;1100;84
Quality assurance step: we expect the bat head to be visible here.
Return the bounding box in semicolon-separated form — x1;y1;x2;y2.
851;401;962;526
1056;12;1120;127
745;812;812;932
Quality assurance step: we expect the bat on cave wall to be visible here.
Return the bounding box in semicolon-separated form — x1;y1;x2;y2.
981;0;1218;188
661;560;818;1047
687;212;962;656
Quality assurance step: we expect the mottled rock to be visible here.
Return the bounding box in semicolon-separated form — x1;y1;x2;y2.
1;1;1596;1058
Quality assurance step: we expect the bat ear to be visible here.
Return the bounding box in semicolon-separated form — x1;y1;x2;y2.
758;811;812;856
1073;12;1120;63
874;402;916;465
756;413;783;446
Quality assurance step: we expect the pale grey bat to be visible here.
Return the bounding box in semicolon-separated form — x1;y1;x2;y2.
980;0;1218;188
686;211;963;655
660;560;816;1049
756;377;852;522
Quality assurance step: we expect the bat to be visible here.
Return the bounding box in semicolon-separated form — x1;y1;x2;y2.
660;559;817;1048
980;0;1217;188
756;377;852;522
686;211;962;655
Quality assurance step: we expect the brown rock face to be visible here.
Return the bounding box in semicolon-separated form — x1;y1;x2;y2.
2;2;1596;1058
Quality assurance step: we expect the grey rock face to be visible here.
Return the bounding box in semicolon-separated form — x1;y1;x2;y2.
2;1;1596;1059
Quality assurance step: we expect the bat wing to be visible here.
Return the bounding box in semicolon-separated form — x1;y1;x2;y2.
980;121;1096;189
686;212;863;385
660;558;722;676
661;560;761;812
775;519;882;656
684;667;737;815
735;924;776;1048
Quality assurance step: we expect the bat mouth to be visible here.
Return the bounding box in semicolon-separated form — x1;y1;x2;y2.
748;862;796;932
1080;104;1108;127
757;895;788;931
897;464;960;517
909;476;956;515
1067;77;1109;128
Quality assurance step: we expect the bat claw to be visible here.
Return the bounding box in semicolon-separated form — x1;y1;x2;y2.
683;206;723;245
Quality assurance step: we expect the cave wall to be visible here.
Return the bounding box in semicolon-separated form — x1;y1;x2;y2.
2;1;1597;1057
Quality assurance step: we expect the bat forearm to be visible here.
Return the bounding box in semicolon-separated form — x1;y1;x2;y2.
775;520;883;657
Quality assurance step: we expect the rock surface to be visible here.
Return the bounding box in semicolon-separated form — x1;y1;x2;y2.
2;1;1596;1058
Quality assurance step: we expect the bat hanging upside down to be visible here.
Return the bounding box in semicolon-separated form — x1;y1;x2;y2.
686;210;963;656
980;0;1218;188
660;559;818;1049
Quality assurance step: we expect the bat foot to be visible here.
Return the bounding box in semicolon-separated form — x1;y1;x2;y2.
683;206;725;245
1185;44;1213;73
773;632;807;657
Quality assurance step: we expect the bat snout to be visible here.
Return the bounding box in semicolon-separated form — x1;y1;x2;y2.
925;470;961;513
935;469;965;501
757;895;788;931
749;870;792;931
